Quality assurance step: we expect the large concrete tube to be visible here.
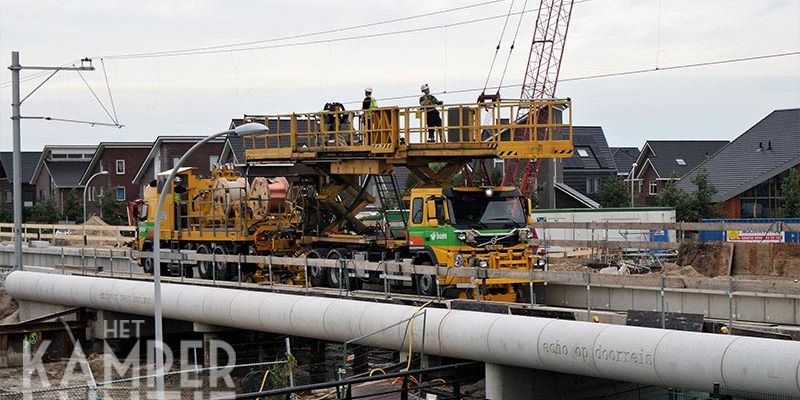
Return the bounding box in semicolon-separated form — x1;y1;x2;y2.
6;271;800;395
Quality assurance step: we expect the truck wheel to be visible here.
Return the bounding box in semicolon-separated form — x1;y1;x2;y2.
142;257;154;274
326;249;346;289
197;245;213;279
306;250;327;287
414;261;437;297
213;246;232;280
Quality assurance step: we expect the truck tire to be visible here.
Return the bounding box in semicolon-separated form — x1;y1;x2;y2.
414;261;437;297
213;245;232;280
306;250;327;287
326;248;361;291
142;257;154;274
197;245;213;279
326;249;348;289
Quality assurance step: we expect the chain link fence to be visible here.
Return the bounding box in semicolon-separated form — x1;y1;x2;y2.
0;360;290;400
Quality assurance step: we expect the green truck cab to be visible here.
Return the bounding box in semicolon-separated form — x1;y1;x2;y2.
405;186;539;301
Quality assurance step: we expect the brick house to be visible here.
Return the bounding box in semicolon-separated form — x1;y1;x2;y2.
29;145;96;213
678;109;800;218
631;140;728;206
132;136;224;196
0;151;42;214
79;142;152;218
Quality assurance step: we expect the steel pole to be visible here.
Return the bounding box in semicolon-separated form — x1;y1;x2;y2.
83;171;108;223
151;130;233;398
10;51;22;270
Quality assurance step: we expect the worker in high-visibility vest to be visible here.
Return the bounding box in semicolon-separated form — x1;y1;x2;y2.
419;84;443;143
361;86;377;135
173;176;188;230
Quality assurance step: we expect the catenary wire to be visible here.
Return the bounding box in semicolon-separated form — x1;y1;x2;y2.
341;50;800;105
75;63;118;125
99;0;508;59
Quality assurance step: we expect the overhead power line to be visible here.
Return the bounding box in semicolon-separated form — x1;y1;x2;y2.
342;50;800;105
101;7;550;60
99;0;507;59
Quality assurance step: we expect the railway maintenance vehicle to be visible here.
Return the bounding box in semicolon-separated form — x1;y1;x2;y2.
133;98;574;301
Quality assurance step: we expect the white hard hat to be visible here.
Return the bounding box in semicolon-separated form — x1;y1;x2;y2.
421;84;429;92
364;86;372;93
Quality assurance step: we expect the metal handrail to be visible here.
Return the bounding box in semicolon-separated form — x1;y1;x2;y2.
241;98;572;159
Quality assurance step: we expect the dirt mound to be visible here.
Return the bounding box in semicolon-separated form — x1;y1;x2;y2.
0;287;18;322
662;262;706;278
547;260;589;273
676;242;733;277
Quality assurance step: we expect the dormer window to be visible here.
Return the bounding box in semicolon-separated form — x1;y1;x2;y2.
577;148;589;158
675;159;686;166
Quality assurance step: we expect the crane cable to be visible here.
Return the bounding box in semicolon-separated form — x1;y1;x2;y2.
482;0;517;94
497;0;530;90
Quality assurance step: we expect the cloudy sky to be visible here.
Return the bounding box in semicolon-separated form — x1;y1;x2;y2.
0;0;798;151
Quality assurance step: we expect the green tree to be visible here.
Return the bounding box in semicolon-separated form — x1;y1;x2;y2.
28;198;60;223
691;169;719;220
597;175;629;208
0;207;11;223
658;180;695;221
61;189;83;223
781;168;800;218
658;170;719;222
99;192;127;225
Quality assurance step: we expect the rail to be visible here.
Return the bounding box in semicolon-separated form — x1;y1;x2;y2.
241;98;573;161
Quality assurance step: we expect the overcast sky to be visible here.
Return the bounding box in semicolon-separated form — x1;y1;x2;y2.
0;0;798;151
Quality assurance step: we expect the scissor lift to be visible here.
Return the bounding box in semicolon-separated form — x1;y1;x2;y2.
241;98;574;239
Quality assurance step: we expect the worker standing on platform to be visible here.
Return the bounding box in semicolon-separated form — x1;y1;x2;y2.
419;84;443;143
361;87;377;137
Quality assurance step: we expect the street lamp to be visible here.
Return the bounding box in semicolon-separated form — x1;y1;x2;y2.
150;122;268;398
630;162;638;208
83;171;108;223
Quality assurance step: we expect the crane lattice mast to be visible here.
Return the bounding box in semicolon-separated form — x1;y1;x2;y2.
502;0;574;198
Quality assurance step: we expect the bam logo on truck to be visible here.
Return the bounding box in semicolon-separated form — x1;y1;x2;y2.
430;232;447;241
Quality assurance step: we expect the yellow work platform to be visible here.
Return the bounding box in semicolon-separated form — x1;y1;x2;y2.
241;98;573;165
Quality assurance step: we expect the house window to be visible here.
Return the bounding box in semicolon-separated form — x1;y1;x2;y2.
585;177;601;194
576;148;590;158
5;191;10;203
116;160;125;175
675;158;686;166
116;186;126;202
649;181;658;195
209;155;220;168
637;181;643;194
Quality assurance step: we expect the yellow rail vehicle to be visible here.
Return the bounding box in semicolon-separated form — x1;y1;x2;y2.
133;164;301;279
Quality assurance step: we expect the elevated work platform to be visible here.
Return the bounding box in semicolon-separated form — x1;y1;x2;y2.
241;98;573;168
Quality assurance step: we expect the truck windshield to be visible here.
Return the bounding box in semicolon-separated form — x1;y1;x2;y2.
445;190;527;229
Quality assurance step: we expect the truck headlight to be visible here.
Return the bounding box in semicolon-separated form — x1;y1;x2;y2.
478;259;489;268
457;232;467;241
454;253;464;267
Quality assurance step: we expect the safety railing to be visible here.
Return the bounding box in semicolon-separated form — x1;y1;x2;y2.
241;98;573;160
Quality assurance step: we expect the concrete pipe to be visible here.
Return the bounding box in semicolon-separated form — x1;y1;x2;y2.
5;271;800;395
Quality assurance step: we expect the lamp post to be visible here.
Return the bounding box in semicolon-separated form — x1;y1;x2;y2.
83;171;108;223
150;122;268;398
630;162;638;208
